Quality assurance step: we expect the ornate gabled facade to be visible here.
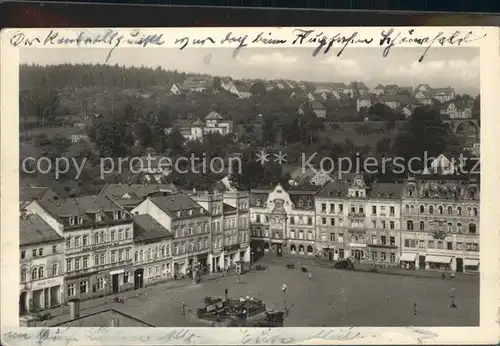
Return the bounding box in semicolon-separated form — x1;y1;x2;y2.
400;175;480;272
250;184;318;258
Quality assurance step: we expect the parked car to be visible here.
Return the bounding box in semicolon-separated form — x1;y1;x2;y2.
255;264;267;271
286;262;295;269
334;259;354;270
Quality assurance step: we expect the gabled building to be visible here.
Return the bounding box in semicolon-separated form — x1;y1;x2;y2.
19;214;65;315
374;84;385;96
250;184;319;258
431;87;455;103
166;82;181;95
298;101;327;118
230;81;252;99
20;186;59;211
440;100;473;119
132;214;174;287
132;194;211;276
400;175;479;273
99;183;178;211
25;196;135;301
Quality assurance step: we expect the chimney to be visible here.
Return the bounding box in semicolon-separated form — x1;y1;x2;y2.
69;298;80;320
109;317;119;327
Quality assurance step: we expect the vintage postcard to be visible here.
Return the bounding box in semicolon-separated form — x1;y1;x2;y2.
1;27;499;345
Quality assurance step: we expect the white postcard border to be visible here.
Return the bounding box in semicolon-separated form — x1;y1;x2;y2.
1;27;499;345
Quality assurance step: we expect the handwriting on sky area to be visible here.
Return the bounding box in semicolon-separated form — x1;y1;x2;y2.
3;327;204;346
8;27;487;63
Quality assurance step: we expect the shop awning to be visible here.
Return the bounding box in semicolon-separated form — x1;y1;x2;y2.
464;259;480;266
399;253;417;262
425;255;452;264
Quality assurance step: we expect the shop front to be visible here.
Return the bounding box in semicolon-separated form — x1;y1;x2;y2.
399;252;417;270
347;243;367;261
224;244;241;268
463;258;480;273
20;276;64;314
425;254;453;271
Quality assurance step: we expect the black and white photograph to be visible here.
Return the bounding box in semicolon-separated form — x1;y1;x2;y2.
1;27;498;345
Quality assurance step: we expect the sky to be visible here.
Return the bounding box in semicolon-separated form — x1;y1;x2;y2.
21;46;480;94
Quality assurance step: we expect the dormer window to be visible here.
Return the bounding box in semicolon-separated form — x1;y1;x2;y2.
113;211;119;220
120;211;126;219
256;199;261;206
77;216;83;224
189;209;193;216
69;217;75;226
200;208;204;214
95;214;102;222
177;211;181;217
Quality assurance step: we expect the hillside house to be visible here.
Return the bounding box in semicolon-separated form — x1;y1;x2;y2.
230;81;252;99
374;84;385;95
380;96;402;110
415;84;432;92
167;82;181;95
356;96;372;111
299;101;327;118
440;101;472;119
431;87;455;103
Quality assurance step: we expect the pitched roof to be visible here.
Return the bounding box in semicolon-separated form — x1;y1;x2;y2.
100;183;177;200
375;84;384;89
206;111;223;120
368;183;405;199
310;101;326;110
133;214;173;242
223;203;238;214
20;186;58;203
37;195;124;218
53;308;154;327
316;181;350;198
233;81;251;92
20;214;63;246
149;194;205;218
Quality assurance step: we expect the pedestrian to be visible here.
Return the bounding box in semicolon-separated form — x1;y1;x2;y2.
308;271;312;280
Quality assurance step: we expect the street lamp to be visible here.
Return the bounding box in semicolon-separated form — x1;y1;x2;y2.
250;251;255;270
282;284;288;316
137;273;142;295
103;279;108;304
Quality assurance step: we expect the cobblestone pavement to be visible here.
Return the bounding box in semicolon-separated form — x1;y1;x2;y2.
39;256;479;327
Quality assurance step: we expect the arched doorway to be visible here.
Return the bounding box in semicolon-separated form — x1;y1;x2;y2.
353;249;363;260
19;291;28;315
298;245;305;255
264;242;270;252
307;245;314;256
290;244;296;255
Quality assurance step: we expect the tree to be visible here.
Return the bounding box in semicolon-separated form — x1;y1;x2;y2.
134;121;152;147
376;137;392;156
250;82;267;97
93;115;128;157
212;77;222;91
21;87;60;127
164;128;184;156
368;103;395;121
472;95;480;120
392;107;449;172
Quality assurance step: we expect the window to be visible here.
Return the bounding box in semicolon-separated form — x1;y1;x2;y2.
80;280;88;294
404;239;410;247
469;223;477;234
390;253;395;262
437;241;444;249
372;206;377;215
457;206;462;215
95;254;101;266
100;254;105;265
407;220;414;230
390;236;395;246
389;221;395;230
38;266;44;278
174;245;179;255
83;257;88;269
74;257;80;270
429;206;434;214
148;267;153;278
95;213;102;222
299;230;304;239
125;228;131;239
371;235;378;245
307;217;313;225
473;207;478;217
126;248;130;260
330;233;336;242
381;221;386;229
381;236;387;245
350;206;356;213
447;242;453;250
405;205;409;214
438;206;443;214
32;249;37;257
330;218;335;226
67;284;75;297
134;251;138;262
94;232;99;244
307;231;313;240
113;211;119;220
118;250;123;261
111;251;116;263
166;245;170;255
31;267;38;280
419;205;424;213
389;206;395;215
359;206;364;214
372;251;377;261
330;204;335;213
372;220;376;228
21;268;27;282
256;215;261;223
339;204;343;212
124;272;129;283
21;250;26;259
418;240;425;248
428;240;435;248
155;265;160;276
119;229;124;240
97;277;104;290
456;242;462;250
77;216;83;224
111;230;116;241
380;252;386;261
69;217;75;225
66;259;72;272
321;203;327;213
322;217;327;225
120;211;126;219
457;223;462;233
74;236;80;247
52;245;57;253
447;206;452;215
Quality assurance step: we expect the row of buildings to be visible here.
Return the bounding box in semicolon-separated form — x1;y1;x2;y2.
18;164;480;315
19;186;251;315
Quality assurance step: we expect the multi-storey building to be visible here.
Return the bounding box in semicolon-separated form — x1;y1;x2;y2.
26;196;135;300
315;175;403;263
250;184;318;258
132;194;211;277
400;175;480;273
19;214;65;314
132;214;174;288
222;190;251;267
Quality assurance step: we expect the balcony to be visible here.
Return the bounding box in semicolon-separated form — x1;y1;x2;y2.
348;212;366;217
224;244;241;252
368;243;398;249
